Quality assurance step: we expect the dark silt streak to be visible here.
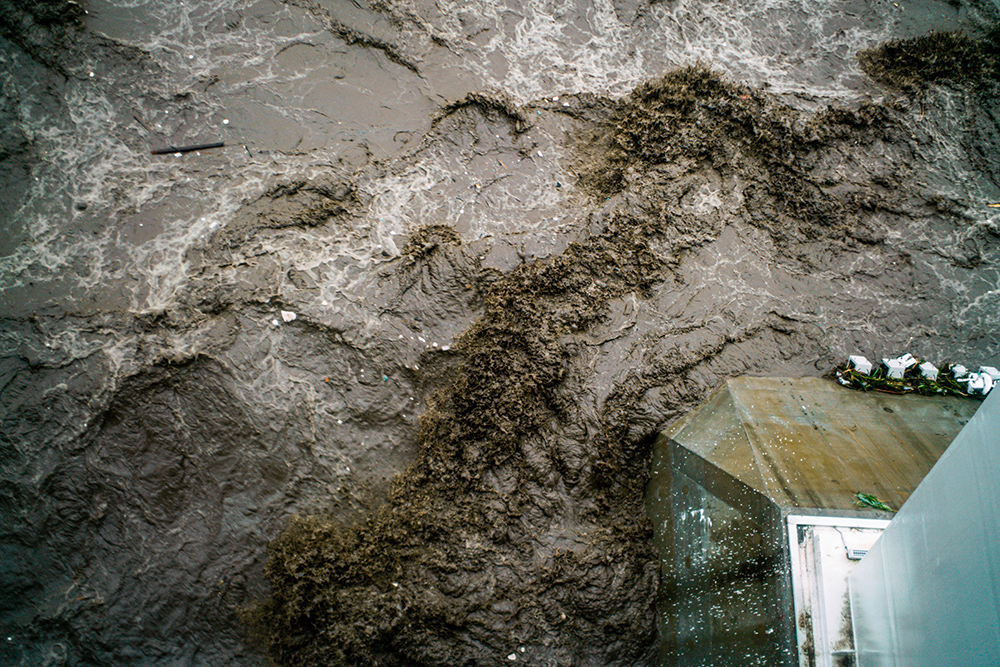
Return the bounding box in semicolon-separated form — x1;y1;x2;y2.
1;0;1000;666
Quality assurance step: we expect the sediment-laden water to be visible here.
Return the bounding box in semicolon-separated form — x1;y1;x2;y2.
1;0;998;665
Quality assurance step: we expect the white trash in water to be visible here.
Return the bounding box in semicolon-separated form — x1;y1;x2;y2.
280;310;297;322
848;355;873;375
964;372;994;396
918;361;939;381
882;353;916;379
979;366;1000;382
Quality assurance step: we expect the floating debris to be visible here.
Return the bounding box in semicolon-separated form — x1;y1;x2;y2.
847;355;873;374
150;141;225;155
961;371;994;396
882;353;916;379
280;310;297;323
837;353;995;399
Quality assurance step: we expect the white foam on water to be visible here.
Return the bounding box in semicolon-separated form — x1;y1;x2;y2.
361;136;578;251
0;0;460;314
3;0;997;321
417;0;976;105
429;0;649;101
0;0;350;311
876;86;1000;337
364;160;454;246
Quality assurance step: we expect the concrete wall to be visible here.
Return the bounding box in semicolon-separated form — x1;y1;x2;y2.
849;390;1000;666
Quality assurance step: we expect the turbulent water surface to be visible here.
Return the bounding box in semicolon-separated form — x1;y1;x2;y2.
1;0;999;665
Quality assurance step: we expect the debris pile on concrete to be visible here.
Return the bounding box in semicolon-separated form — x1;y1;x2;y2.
838;354;998;398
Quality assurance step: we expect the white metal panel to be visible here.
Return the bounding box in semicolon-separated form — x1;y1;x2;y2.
850;390;1000;666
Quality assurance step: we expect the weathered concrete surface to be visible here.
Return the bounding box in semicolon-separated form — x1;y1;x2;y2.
664;376;980;511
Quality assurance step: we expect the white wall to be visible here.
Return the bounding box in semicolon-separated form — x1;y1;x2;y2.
849;389;1000;666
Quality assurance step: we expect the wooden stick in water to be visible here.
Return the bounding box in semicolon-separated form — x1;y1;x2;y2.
151;141;225;155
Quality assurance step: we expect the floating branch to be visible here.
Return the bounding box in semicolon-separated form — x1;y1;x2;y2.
150;141;225;155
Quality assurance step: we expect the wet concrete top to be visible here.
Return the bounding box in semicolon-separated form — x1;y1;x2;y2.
664;377;981;512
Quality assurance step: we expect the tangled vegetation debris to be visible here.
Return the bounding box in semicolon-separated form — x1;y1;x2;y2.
835;362;983;399
858;29;1000;90
581;65;901;247
855;492;895;513
252;211;669;666
253;67;927;666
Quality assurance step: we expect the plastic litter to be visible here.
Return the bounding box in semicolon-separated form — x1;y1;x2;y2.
979;366;1000;382
280;310;297;322
882;353;916;379
837;354;993;399
963;372;994;396
847;355;872;375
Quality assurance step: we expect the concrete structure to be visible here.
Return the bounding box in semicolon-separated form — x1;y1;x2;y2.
646;377;981;666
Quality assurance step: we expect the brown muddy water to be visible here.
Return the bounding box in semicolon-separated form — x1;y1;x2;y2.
1;0;999;665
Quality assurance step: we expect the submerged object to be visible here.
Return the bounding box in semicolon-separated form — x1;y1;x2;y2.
150;141;225;155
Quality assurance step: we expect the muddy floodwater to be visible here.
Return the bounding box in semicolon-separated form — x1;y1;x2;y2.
1;0;999;665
